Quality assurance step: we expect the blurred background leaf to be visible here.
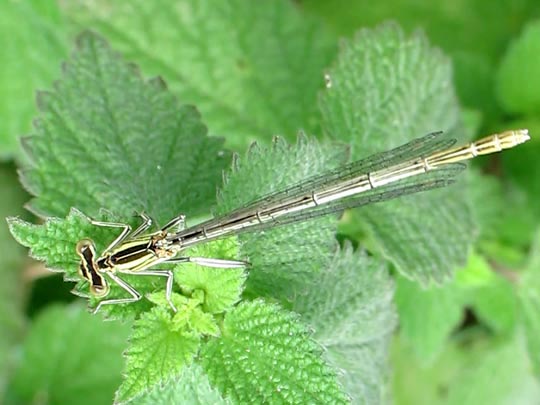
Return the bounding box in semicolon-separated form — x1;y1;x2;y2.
67;0;337;151
0;0;68;159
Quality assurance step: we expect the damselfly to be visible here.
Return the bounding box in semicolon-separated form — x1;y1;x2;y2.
76;129;530;313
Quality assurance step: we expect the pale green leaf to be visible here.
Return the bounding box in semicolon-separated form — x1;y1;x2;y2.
68;0;337;151
21;31;228;224
8;304;130;405
216;136;346;303
518;230;540;376
320;22;474;283
133;364;230;405
176;238;246;314
445;337;540;405
184;307;220;337
455;252;517;335
392;334;540;405
116;307;200;403
496;20;540;115
0;0;68;158
395;275;464;364
294;246;396;404
201;300;349;404
470;275;517;335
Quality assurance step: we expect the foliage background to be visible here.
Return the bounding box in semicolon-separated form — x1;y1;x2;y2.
2;0;540;404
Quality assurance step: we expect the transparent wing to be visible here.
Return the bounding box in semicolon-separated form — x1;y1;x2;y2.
232;131;454;212
173;162;464;247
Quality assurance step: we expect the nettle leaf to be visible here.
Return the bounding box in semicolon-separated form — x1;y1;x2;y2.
215;135;346;304
293;246;396;404
395;275;465;364
8;304;130;405
518;231;540;377
8;208;120;278
21;31;229;224
132;364;230;405
177;238;246;314
0;0;68;157
68;0;337;151
320;22;474;283
201;300;349;404
116;307;200;403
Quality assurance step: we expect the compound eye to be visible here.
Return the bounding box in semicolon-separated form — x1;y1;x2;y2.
90;283;110;297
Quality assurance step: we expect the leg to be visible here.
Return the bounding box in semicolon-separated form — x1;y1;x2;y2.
89;219;132;254
89;213;153;253
118;268;177;312
129;213;153;238
161;214;186;233
167;256;248;268
93;272;141;314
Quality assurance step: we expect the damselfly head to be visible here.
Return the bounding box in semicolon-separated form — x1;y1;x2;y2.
75;238;109;297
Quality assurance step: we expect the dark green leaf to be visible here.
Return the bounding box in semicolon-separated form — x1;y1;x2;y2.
22;31;228;224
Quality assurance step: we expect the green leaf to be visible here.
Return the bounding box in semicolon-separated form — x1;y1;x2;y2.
201;300;349;404
496;20;540;115
303;0;536;119
455;252;518;335
176;238;246;314
470;275;517;335
21;31;228;224
518;230;540;376
445;337;540;405
8;208;120;278
0;0;68;157
216;136;346;303
0;164;31;396
320;22;474;283
391;334;540;405
501;119;540;222
8;304;130;405
68;0;337;151
116;307;200;403
395;276;464;364
132;364;230;405
302;0;534;60
293;246;396;404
